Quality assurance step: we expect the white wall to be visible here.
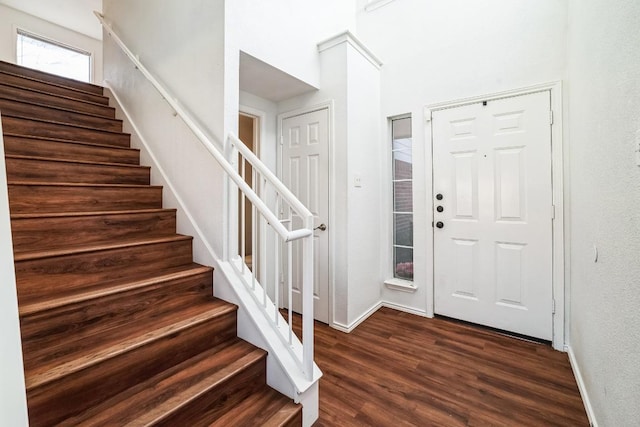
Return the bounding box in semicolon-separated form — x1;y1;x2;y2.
227;0;356;88
355;0;568;315
102;0;228;262
0;3;103;83
278;35;382;329
0;120;29;426
566;0;640;425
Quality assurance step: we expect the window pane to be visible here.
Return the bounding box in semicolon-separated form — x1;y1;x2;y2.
17;32;91;82
393;150;412;180
393;180;413;212
392;117;411;139
392;137;411;151
394;213;413;246
394;247;413;280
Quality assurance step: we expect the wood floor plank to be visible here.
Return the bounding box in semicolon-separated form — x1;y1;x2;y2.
299;307;588;427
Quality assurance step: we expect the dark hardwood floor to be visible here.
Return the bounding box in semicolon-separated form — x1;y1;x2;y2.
299;307;588;426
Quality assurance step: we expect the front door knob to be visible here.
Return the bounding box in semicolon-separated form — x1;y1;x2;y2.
436;221;444;229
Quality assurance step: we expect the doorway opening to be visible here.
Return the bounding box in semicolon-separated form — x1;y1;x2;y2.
238;112;259;270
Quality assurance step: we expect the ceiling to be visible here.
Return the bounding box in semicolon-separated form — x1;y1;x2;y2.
0;0;102;40
239;52;317;102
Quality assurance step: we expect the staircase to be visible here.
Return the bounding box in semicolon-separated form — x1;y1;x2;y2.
0;61;302;426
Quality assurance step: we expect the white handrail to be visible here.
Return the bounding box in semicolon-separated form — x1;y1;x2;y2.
95;11;316;381
94;11;311;244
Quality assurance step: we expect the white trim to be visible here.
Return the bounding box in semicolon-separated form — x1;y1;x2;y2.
365;0;397;12
424;81;566;350
332;301;383;333
277;101;335;328
382;301;429;318
384;278;418;293
567;346;598;427
317;31;383;70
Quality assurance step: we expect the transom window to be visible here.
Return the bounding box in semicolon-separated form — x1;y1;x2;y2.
391;116;413;280
17;30;91;83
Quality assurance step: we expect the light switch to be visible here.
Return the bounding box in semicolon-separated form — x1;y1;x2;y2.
354;174;362;188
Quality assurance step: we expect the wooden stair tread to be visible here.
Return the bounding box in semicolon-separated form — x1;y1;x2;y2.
1;113;127;136
13;234;191;261
25;298;237;391
0;71;108;105
11;208;176;220
19;263;211;316
0;95;121;123
0;83;115;117
209;387;302;427
0;61;105;95
5;154;150;170
3;133;136;152
65;339;264;426
8;180;160;188
0;69;106;99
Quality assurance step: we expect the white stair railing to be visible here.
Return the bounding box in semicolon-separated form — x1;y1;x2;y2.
95;12;315;381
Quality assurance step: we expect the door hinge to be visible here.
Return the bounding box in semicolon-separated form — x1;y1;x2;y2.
552;299;556;314
279;135;284;145
549;110;554;125
551;204;556;219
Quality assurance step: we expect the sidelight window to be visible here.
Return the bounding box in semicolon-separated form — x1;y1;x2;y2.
391;116;413;280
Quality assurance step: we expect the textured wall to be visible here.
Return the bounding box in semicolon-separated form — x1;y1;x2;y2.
567;0;640;424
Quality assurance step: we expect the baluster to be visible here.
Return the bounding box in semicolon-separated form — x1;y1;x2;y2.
240;156;246;274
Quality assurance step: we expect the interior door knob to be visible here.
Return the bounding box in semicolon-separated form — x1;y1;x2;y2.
436;221;444;229
315;223;327;231
436;206;444;213
436;193;443;200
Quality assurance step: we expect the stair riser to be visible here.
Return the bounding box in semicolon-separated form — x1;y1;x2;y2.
27;312;238;426
0;72;108;105
21;271;214;372
11;211;176;253
8;184;162;214
15;239;193;301
6;157;150;186
0;98;122;131
0;62;104;95
1;116;130;148
156;359;267;427
3;136;139;165
0;84;115;118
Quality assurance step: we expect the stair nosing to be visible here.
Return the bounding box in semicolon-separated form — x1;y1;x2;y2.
5;154;150;170
132;347;266;426
0;95;121;123
14;235;192;262
8;181;161;189
0;69;104;99
3;133;139;152
25;303;238;391
2;113;129;136
11;208;177;220
0;81;114;114
19;264;212;317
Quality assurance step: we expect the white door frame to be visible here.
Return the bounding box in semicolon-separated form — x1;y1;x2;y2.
277;101;334;327
424;82;565;350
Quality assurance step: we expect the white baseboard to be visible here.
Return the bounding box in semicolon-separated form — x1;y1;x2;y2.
382;301;429;318
567;346;598;427
332;301;382;333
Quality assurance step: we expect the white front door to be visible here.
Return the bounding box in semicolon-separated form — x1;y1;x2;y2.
281;108;329;323
432;91;553;340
